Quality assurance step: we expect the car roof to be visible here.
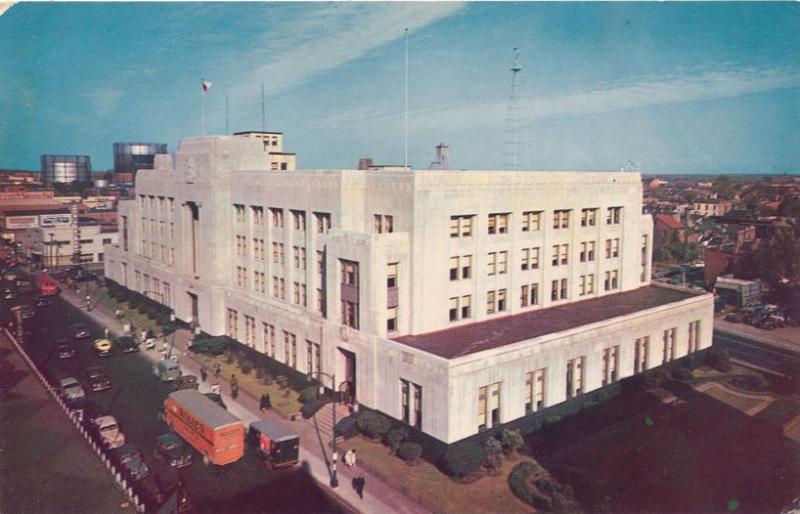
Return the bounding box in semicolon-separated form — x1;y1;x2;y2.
157;433;180;445
70;322;86;328
60;377;79;386
95;415;117;424
95;338;112;345
86;366;105;374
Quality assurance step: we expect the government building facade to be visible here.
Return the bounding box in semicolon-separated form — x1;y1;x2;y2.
104;136;713;444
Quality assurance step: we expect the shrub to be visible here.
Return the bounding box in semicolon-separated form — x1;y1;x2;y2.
542;415;561;429
224;348;235;364
501;428;524;457
188;336;227;356
397;442;422;464
356;411;393;439
706;345;732;372
671;365;692;382
508;461;539;506
384;428;405;452
137;303;148;315
483;437;503;472
240;359;254;375
127;296;140;309
255;366;267;380
441;442;485;477
299;386;318;403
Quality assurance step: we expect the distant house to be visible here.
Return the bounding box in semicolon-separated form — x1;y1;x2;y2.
693;200;733;217
653;214;686;252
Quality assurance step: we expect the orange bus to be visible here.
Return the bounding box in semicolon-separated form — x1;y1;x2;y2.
36;273;59;296
163;389;245;466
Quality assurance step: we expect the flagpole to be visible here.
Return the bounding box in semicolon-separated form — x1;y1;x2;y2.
404;28;409;170
201;90;206;137
261;83;266;132
225;95;230;134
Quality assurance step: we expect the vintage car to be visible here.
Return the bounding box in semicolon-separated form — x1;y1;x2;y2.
57;343;76;359
70;323;91;339
85;366;111;392
92;415;125;449
93;338;114;357
59;377;86;408
111;444;150;482
154;433;193;468
116;335;140;353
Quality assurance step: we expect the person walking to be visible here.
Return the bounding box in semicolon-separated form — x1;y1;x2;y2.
353;475;365;499
231;383;239;399
213;362;221;379
200;366;208;382
260;393;271;411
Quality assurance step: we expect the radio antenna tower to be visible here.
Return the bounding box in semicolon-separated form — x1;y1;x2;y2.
503;48;524;170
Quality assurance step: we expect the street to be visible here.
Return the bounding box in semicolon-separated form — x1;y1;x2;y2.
713;329;800;374
1;276;348;514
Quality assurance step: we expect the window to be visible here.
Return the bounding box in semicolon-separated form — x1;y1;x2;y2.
478;382;502;431
498;251;508;274
486;291;496;314
227;308;239;339
560;278;568;299
530;247;539;269
450;215;474;237
497;289;507;311
461;295;471;319
291;210;306;231
387;263;398;289
551;280;559;301
604;270;619;291
316;288;324;314
525;369;546;413
521;248;530;271
293;246;300;268
560;244;568;265
236;266;247;287
566;356;585;398
581;208;598;227
552;244;568;266
234;204;246;223
449;297;459;321
662;328;676;363
342;301;359;329
251;206;264;225
521;285;529;307
606;206;622;225
634;336;649;373
314;212;331;234
387;306;398;332
487;252;496;276
485;289;506;313
552;245;559;266
530;283;539;305
461;255;472;279
244;316;255;347
605;238;620;258
341;260;358;286
688;320;701;352
317;250;325;278
374;214;394;234
270;207;284;228
450;256;459;281
602;346;619;385
521;211;542;232
401;380;423;430
293;282;300;304
580;241;596;263
553;210;570;229
488;213;509;235
284;331;297;368
587;274;595;294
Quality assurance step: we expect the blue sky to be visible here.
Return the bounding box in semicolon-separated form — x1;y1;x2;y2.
1;2;799;174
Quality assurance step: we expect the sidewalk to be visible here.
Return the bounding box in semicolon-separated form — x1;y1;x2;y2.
714;315;800;354
57;281;429;514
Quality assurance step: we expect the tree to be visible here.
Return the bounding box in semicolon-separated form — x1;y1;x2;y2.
483;437;503;474
501;428;524;458
754;221;800;287
777;195;800;219
712;174;736;199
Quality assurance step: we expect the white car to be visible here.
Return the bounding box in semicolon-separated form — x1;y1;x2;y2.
93;415;125;449
58;377;86;407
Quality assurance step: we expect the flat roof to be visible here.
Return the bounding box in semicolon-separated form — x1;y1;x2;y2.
168;389;242;430
249;419;297;442
393;285;703;359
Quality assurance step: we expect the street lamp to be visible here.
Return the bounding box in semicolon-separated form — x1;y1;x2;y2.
307;370;338;488
48;233;54;270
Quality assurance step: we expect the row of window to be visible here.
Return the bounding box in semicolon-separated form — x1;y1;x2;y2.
450;207;623;238
233;204;332;234
448;239;622;282
138;195;176;217
225;310;321;375
131;270;172;308
477;321;701;430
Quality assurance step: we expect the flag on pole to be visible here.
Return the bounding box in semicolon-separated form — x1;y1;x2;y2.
201;79;213;93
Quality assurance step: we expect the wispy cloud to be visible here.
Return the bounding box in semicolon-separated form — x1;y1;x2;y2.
229;3;464;99
85;86;123;121
407;65;800;131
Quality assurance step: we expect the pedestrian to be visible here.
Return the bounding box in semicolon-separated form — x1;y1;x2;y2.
231;383;239;399
350;448;357;468
230;374;238;388
214;363;221;378
104;327;109;339
343;449;354;468
354;475;365;499
260;393;271;411
200;366;208;382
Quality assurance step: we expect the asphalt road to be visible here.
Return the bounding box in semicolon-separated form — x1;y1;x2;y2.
1;277;347;514
713;329;800;374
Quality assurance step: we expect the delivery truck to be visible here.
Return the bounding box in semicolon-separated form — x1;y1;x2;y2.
162;389;245;466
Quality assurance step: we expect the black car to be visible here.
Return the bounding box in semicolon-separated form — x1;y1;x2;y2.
154;433;193;468
57;343;76;359
85;366;111;392
116;335;140;353
111;444;150;482
70;323;90;339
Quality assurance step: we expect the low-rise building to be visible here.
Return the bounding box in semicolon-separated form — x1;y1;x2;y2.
20;221;118;267
104;136;713;444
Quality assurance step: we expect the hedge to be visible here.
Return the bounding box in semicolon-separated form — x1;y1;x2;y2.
356;410;393;439
299;386;318;403
397;442;422;463
384;428;405;452
508;461;540;506
441;441;485;477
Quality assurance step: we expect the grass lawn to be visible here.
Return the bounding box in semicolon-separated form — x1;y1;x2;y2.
702;384;771;413
347;436;531;514
192;353;302;418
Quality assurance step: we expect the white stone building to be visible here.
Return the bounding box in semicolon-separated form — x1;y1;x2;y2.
104;137;714;444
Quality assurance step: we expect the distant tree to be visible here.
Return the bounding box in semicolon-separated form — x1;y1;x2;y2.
754;221;800;287
777;196;800;219
712;175;736;198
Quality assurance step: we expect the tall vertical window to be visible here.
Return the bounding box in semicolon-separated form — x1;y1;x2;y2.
291;210;306;231
450;256;459;281
662;328;676;363
244;316;255;347
227;309;239;339
461;255;472;279
234;204;246;223
400;379;423;430
314;212;331;234
478;382;502;431
251;206;264;225
566;356;585;398
270;207;284;228
461;295;471;320
374;214;394;234
634;336;649;373
498;251;508;274
688;320;701;352
602;346;619;385
525;369;546;413
263;323;275;357
341;259;360;329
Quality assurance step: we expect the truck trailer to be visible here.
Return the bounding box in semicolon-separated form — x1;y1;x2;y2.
162;389;245;466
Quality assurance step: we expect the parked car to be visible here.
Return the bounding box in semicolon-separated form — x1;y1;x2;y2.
85;366;111;392
111;443;150;482
58;377;86;408
57;343;76;359
35;297;51;308
4;289;16;300
70;323;91;339
93;338;114;357
116;335;140;353
153;357;181;382
19;306;35;320
92;415;125;449
154;433;193;468
152;469;192;512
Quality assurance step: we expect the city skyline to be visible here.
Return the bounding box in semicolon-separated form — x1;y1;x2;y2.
1;2;799;174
